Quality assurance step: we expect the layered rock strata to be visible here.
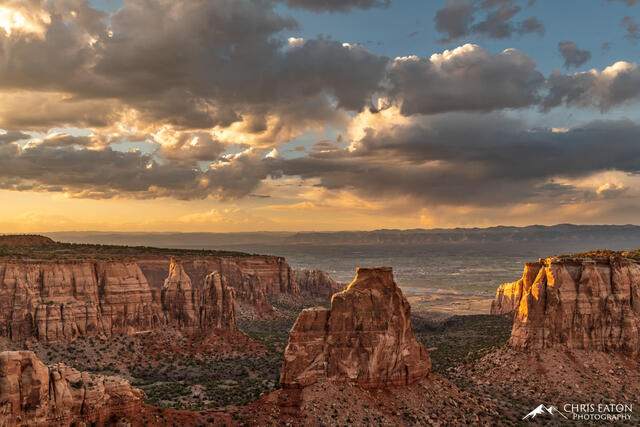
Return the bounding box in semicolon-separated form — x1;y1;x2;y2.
138;256;299;306
161;260;236;331
503;256;640;353
0;261;162;343
490;262;541;315
0;253;340;342
280;267;430;389
294;269;344;299
0;351;144;426
0;259;239;343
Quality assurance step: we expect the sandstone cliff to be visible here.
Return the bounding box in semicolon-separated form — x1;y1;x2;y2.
505;256;640;354
162;260;236;331
280;267;430;389
490;262;541;315
0;259;240;343
0;261;163;343
293;269;344;299
138;256;299;307
0;250;339;342
0;351;144;426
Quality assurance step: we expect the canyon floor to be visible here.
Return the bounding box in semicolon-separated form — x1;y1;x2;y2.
5;297;639;425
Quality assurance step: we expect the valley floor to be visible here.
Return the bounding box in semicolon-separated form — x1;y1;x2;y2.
3;297;639;425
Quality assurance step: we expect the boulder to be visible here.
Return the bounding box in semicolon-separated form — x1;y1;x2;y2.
0;351;144;426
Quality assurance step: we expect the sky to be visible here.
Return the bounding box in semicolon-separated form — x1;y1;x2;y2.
0;0;640;232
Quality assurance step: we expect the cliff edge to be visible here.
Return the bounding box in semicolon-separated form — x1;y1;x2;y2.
494;256;640;354
0;350;144;426
280;267;430;389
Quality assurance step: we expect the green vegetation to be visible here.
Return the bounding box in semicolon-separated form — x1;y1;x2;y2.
413;313;513;375
0;241;267;261
555;249;640;261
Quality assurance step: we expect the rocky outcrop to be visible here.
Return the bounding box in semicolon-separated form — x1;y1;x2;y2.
200;271;236;330
490;262;541;315
161;260;237;331
0;259;240;343
281;267;430;389
0;254;339;342
138;256;299;307
0;351;144;426
162;260;198;327
0;261;163;343
508;256;640;354
294;269;344;299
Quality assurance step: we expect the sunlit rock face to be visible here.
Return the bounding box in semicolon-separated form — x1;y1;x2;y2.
0;261;162;343
0;259;238;343
0;351;144;427
509;256;640;354
281;267;430;389
490;262;542;315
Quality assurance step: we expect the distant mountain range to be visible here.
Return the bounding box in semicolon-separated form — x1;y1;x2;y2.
47;224;640;251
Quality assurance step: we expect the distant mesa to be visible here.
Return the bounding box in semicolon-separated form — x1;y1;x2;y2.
280;266;430;389
492;254;640;354
0;235;55;247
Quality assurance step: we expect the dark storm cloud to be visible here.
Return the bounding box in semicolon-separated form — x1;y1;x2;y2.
543;63;640;111
159;132;230;163
273;0;390;12
434;0;544;42
0;139;277;200
0;131;30;145
2;0;640;206
0;0;387;130
3;115;640;205
558;41;591;68
271;116;640;206
387;45;544;115
1;0;637;133
622;16;640;41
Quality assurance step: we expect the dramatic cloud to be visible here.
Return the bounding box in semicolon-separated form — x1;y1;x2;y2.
434;0;544;42
543;61;640;111
272;113;640;206
1;0;640;216
558;41;591;68
0;131;29;144
273;0;390;12
0;137;278;200
387;44;543;115
0;0;387;135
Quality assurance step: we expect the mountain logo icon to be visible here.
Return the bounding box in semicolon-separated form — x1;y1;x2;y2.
523;404;569;420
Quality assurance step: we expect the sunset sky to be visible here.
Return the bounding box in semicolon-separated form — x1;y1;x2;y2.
1;0;640;232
